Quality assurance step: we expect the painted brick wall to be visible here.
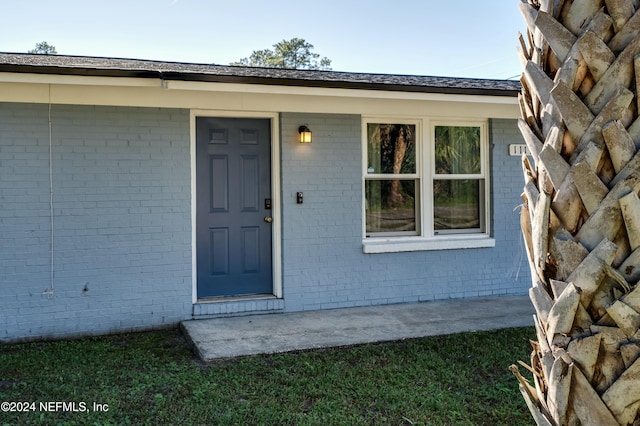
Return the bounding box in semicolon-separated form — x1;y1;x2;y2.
490;118;533;291
0;103;192;342
280;113;530;312
2;104;531;340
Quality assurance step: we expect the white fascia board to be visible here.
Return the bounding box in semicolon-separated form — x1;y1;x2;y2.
165;80;519;105
0;72;161;87
0;71;518;105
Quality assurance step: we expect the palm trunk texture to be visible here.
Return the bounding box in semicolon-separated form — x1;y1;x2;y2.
512;0;640;425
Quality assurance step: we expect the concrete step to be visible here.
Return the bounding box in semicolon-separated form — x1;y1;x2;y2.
181;295;534;362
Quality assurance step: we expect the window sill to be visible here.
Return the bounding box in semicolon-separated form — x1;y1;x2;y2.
362;234;495;254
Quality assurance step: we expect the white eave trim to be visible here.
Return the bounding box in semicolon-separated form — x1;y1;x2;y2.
0;71;519;105
0;71;161;87
164;80;519;104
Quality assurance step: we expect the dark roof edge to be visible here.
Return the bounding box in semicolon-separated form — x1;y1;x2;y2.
0;63;162;80
0;54;521;98
165;72;520;97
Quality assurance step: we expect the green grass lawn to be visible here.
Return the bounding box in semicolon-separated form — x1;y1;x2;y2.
0;327;535;425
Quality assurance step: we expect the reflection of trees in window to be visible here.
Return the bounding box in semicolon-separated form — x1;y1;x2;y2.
367;124;416;208
434;126;481;207
434;126;480;175
433;179;481;230
365;180;416;233
433;126;483;232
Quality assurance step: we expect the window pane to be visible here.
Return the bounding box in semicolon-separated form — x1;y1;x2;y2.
433;179;481;231
435;126;480;175
365;180;416;234
367;124;416;174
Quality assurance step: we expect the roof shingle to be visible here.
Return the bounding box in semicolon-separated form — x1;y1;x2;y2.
0;53;521;97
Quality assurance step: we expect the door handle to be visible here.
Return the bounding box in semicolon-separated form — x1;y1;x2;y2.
264;216;273;223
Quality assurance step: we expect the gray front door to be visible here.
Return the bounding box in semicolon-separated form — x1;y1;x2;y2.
196;117;273;298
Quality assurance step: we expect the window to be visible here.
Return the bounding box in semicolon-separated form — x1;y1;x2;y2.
364;123;419;236
363;118;492;253
433;124;485;234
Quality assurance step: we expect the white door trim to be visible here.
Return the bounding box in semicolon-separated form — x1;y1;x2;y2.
190;110;282;303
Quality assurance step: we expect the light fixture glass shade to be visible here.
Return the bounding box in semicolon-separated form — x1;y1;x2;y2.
298;125;312;143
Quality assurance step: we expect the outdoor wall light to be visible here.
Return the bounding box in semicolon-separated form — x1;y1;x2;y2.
298;125;312;143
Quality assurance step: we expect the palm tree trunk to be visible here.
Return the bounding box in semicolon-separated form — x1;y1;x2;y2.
513;1;640;424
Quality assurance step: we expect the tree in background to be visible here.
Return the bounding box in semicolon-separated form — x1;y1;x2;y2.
230;38;331;70
512;0;640;424
28;41;57;55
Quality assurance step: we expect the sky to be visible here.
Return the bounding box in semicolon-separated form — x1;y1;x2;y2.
0;1;527;80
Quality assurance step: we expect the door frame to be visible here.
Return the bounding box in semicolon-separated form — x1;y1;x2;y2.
190;110;282;303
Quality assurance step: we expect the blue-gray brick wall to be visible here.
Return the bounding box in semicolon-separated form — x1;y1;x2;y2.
1;102;530;341
280;113;530;311
1;103;192;342
490;118;533;290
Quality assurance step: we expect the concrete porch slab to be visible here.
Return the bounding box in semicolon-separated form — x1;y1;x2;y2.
181;295;534;362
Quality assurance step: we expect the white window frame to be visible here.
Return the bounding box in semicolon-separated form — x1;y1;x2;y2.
362;117;494;254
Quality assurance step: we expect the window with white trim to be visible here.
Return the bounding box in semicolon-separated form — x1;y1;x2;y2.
364;122;419;236
363;118;491;252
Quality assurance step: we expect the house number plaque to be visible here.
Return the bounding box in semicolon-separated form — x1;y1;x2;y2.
509;144;530;157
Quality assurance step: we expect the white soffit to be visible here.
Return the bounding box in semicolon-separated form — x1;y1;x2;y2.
0;72;519;105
